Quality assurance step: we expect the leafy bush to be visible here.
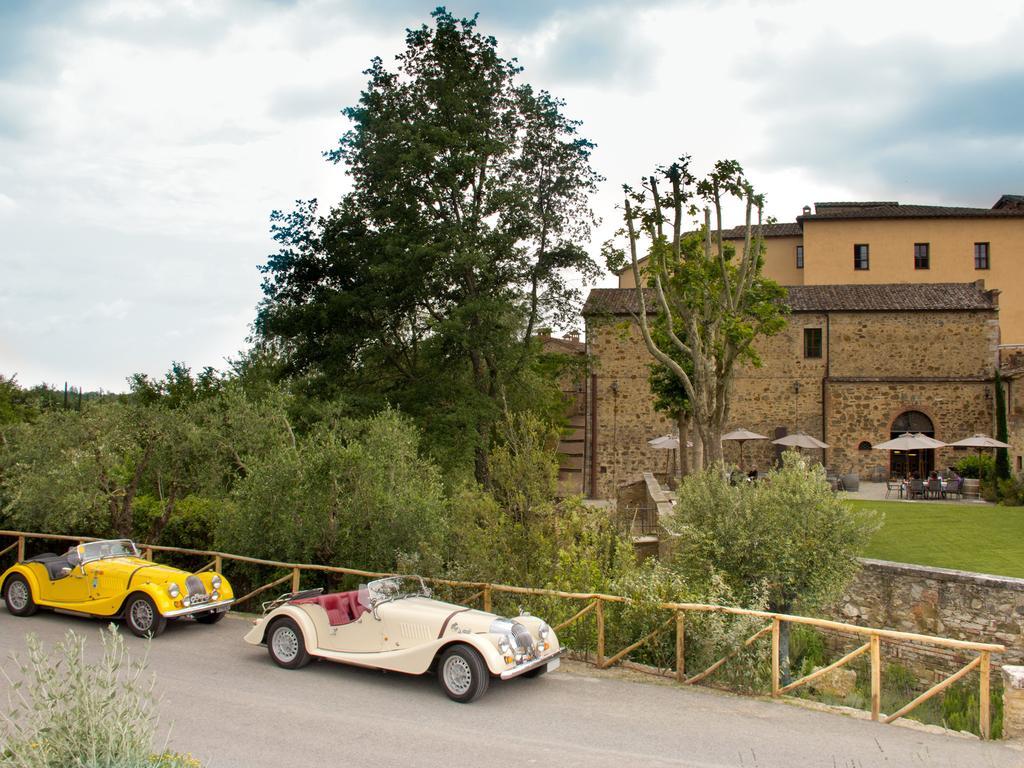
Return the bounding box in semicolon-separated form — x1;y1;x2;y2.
996;474;1024;507
954;454;994;480
0;626;201;767
219;408;447;574
666;452;881;613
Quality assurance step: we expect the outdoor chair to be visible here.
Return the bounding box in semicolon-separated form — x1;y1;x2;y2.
927;478;942;499
908;479;926;499
885;480;899;499
943;477;962;501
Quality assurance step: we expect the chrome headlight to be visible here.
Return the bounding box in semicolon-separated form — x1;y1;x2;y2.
211;575;222;590
538;621;551;641
168;583;180;599
497;636;511;655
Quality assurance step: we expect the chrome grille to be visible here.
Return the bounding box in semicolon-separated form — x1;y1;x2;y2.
185;575;206;598
511;622;536;658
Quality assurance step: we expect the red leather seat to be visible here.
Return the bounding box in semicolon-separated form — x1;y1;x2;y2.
291;590;366;626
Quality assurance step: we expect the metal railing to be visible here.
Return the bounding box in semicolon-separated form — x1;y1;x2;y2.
0;529;1005;738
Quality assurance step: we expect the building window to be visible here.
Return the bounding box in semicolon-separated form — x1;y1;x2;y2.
975;242;990;270
858;441;872;451
854;244;869;270
803;328;823;358
796;245;804;269
914;243;930;270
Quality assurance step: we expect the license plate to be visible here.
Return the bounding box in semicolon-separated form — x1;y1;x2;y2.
547;658;560;672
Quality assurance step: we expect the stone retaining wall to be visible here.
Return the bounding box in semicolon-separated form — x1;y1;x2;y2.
828;559;1024;682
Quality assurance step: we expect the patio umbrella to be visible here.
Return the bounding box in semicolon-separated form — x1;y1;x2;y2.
871;432;946;451
771;432;829;450
722;428;768;470
911;433;947;449
947;434;1011;449
647;434;693;477
873;432;946;479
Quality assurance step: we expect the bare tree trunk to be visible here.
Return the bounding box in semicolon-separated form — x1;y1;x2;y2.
677;412;690;477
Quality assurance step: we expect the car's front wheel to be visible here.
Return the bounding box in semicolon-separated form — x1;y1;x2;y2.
3;575;38;617
124;594;167;638
437;644;490;703
267;617;311;669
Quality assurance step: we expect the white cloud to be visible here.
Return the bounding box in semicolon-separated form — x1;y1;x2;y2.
2;0;1022;389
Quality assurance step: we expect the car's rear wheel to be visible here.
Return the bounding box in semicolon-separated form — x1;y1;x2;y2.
3;575;37;617
438;644;489;703
124;594;167;638
194;610;226;625
267;617;311;669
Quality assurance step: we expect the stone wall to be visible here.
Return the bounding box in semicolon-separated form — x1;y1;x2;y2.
1007;372;1024;476
586;306;999;496
832;559;1024;682
826;380;994;476
827;310;998;379
586;320;676;498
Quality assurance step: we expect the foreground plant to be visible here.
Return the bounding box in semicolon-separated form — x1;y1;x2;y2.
0;626;200;768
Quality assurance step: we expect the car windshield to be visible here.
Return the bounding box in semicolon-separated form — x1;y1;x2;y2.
77;539;139;564
361;576;431;609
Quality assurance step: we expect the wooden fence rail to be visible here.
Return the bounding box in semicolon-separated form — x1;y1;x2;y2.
0;529;1005;738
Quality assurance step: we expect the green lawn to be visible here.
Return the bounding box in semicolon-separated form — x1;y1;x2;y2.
848;499;1024;578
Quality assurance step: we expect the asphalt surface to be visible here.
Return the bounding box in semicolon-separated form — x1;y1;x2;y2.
1;610;1022;768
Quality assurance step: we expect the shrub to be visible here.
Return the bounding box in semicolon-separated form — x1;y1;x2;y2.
954;454;994;480
996;474;1024;507
0;626;201;768
666;452;881;614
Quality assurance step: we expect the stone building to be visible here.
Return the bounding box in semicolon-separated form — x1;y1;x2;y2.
581;282;1002;499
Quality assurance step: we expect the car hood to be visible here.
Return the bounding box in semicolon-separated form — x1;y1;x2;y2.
92;557;189;584
378;596;500;635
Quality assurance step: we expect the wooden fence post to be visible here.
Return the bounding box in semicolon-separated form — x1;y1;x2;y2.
291;568;300;594
17;536;24;562
144;548;153;561
596;598;605;669
214;555;222;574
676;611;685;682
483;584;492;613
980;651;991;740
771;618;781;697
870;634;881;721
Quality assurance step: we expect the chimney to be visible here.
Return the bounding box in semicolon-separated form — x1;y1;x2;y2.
802;205;812;216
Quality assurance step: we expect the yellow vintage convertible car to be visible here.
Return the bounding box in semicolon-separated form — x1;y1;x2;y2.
1;538;234;637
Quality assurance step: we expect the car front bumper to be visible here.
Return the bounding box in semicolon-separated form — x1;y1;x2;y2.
163;598;235;618
500;649;563;680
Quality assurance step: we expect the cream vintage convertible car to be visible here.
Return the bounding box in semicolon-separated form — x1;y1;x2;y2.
245;576;561;702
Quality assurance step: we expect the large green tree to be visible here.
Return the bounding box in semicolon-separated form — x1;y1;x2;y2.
256;9;601;483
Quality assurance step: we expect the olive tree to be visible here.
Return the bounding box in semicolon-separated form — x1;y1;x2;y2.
664;452;881;679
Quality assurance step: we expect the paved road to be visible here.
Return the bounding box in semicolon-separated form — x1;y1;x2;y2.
1;611;1021;768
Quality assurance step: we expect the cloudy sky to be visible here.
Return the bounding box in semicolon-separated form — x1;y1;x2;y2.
2;0;1022;391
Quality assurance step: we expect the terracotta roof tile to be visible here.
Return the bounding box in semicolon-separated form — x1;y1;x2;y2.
583;283;999;316
801;203;1024;221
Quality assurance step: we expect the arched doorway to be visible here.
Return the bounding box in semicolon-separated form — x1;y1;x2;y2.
890;411;935;479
